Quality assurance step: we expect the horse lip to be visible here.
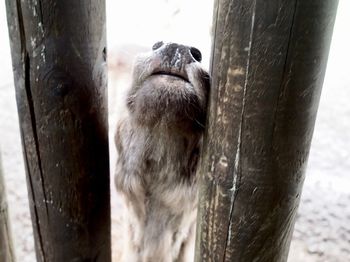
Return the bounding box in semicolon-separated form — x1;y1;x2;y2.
150;70;190;83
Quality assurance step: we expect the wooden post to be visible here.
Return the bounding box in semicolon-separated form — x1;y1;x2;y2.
5;1;110;261
0;154;15;262
195;0;338;261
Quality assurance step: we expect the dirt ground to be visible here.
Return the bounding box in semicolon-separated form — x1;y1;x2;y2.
0;0;349;261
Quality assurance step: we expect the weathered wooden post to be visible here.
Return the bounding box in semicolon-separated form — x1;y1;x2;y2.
5;1;110;261
195;0;338;261
0;154;15;262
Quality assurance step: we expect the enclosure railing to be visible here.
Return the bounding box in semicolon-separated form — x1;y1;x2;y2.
4;0;338;261
5;0;110;261
195;0;339;261
0;153;15;262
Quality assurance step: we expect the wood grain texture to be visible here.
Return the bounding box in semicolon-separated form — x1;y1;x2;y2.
195;0;338;261
0;155;15;262
5;1;110;261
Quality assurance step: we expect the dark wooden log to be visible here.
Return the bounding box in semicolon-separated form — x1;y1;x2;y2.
0;155;15;262
5;1;110;261
195;0;338;261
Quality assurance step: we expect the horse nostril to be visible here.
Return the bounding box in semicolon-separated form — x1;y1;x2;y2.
152;41;164;51
190;47;202;62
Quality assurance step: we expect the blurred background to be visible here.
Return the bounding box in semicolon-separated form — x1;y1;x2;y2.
0;0;349;261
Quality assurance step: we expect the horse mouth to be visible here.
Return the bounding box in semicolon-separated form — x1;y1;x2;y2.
150;70;190;83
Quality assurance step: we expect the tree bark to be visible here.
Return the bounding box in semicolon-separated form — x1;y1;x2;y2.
5;1;110;261
0;154;15;262
195;0;338;261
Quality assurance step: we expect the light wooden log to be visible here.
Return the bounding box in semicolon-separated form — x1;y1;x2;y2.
195;1;338;261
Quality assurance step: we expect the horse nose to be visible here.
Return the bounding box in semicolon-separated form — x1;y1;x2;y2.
189;47;202;62
158;43;201;67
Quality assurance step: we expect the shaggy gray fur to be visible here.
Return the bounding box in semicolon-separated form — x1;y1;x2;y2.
114;42;210;262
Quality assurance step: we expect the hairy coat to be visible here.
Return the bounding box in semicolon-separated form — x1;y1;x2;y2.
115;42;210;262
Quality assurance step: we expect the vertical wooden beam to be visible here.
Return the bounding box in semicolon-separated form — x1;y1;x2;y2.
5;1;110;261
195;0;338;261
0;154;15;262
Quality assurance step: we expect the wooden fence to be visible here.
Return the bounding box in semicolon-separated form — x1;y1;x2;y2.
0;154;15;261
3;0;338;261
5;0;110;261
195;0;339;261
